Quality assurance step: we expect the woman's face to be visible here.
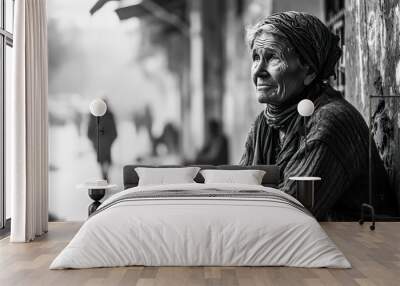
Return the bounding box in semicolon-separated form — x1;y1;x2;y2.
251;31;309;106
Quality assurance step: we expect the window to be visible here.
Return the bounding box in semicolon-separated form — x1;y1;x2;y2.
0;0;14;231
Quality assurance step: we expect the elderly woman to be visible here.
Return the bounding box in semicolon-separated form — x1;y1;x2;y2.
240;11;397;219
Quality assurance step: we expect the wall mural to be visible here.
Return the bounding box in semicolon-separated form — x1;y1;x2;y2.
48;0;186;220
48;0;399;221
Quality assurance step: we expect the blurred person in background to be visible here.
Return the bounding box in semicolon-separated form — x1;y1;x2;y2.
194;119;229;165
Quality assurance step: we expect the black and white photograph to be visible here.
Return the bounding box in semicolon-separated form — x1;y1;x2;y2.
1;0;400;285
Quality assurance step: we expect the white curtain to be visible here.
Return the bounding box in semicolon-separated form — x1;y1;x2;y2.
8;0;48;242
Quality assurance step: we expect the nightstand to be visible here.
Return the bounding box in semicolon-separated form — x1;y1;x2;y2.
77;183;117;216
289;177;321;210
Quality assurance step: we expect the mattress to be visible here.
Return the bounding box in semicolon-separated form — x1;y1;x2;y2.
50;183;351;269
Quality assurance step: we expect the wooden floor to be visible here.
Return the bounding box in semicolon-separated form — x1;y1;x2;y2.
0;222;399;286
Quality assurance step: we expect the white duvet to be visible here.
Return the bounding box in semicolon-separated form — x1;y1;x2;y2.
50;183;351;269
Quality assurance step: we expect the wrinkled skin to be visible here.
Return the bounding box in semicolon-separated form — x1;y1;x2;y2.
251;28;315;106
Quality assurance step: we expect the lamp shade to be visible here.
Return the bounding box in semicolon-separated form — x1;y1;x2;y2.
297;99;315;117
89;98;107;117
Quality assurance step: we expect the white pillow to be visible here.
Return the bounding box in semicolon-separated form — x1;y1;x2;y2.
135;167;201;186
200;169;266;185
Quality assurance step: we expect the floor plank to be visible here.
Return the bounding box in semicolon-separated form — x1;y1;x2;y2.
0;222;399;286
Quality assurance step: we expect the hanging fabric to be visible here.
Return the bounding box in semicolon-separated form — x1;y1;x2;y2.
8;0;48;242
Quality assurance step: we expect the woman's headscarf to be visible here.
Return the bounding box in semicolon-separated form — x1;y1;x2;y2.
251;11;342;81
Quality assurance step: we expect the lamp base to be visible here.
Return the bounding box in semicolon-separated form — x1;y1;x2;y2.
88;188;105;216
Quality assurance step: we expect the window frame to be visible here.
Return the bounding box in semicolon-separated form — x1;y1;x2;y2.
0;0;14;230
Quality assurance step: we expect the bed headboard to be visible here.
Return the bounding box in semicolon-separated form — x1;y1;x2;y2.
123;165;281;189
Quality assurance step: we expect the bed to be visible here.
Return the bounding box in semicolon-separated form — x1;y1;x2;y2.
50;165;350;269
